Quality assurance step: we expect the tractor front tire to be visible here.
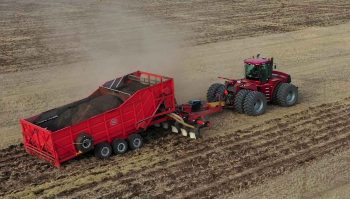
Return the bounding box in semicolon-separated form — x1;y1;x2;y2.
207;83;224;102
243;91;267;116
234;89;250;113
276;83;298;107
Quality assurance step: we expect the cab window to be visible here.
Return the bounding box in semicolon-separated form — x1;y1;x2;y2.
260;63;272;82
245;64;260;79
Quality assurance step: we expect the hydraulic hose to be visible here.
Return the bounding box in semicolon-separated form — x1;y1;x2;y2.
166;113;196;129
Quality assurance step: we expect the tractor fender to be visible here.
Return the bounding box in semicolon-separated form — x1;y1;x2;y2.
272;71;291;83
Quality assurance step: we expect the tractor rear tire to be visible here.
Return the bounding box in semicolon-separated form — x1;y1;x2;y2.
272;83;282;104
112;139;128;154
276;83;298;107
207;83;224;102
94;142;112;159
128;134;143;150
243;91;267;116
234;89;250;114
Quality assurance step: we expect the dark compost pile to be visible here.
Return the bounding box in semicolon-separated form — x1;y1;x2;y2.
33;79;148;131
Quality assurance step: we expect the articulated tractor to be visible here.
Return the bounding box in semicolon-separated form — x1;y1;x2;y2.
207;55;298;116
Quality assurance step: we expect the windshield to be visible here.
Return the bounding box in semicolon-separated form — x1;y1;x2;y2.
245;64;260;79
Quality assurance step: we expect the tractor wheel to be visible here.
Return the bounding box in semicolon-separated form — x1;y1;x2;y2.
234;89;251;114
207;83;224;102
112;139;128;154
128;134;143;150
243;91;267;116
216;84;225;101
276;83;298;107
75;133;93;153
94;142;112;159
272;83;282;104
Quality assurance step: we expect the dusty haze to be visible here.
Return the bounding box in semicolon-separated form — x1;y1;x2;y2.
50;1;190;97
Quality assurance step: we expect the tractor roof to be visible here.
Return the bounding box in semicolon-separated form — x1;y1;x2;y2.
244;58;270;65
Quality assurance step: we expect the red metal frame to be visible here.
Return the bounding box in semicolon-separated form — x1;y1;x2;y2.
20;71;176;167
176;102;223;128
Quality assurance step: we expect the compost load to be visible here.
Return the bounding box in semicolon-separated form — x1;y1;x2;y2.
34;79;149;131
35;95;124;131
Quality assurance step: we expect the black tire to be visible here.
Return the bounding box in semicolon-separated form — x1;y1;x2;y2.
276;83;298;107
112;139;128;154
94;142;112;159
234;89;251;113
128;134;143;150
243;91;267;116
272;83;282;104
207;83;224;102
75;133;93;153
216;84;225;101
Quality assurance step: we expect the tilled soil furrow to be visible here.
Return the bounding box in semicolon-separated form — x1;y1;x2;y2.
153;102;350;166
64;106;350;198
0;101;345;174
138;114;348;184
94;113;350;198
100;119;350;198
161;118;350;198
2;99;350;197
184;131;350;198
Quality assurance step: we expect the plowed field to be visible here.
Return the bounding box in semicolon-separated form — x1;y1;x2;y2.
1;0;350;198
2;98;350;198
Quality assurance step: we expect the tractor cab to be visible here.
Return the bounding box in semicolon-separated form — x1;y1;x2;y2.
244;57;274;83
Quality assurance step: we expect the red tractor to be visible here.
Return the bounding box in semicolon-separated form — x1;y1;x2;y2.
207;55;298;116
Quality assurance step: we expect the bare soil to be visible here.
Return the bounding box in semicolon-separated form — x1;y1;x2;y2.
1;0;350;73
1;0;350;198
2;98;350;198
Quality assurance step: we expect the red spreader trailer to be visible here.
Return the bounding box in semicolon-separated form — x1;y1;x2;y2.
20;71;222;167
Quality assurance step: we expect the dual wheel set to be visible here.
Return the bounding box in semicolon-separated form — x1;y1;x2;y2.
75;133;144;159
207;83;298;116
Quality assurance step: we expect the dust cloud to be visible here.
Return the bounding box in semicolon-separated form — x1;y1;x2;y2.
60;1;190;94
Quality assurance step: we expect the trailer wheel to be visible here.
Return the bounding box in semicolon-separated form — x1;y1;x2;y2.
243;91;267;116
234;89;250;113
112;139;128;154
75;133;93;153
94;142;112;159
276;83;298;107
207;83;224;102
128;134;143;150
